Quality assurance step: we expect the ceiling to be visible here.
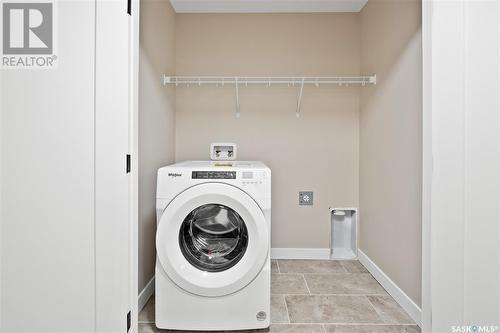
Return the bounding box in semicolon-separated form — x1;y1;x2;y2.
169;0;369;13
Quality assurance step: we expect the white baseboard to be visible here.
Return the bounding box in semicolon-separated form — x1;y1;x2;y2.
271;248;330;260
357;249;422;327
138;276;155;313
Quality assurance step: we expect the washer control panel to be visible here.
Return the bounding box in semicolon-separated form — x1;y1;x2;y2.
241;171;266;185
192;171;236;179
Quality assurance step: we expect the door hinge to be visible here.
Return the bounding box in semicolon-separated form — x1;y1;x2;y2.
126;311;131;332
126;154;131;173
127;0;131;15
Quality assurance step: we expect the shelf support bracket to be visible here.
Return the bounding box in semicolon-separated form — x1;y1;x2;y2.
296;78;305;118
235;77;240;118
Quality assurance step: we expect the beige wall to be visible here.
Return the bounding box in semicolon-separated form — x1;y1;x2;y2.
359;0;422;306
138;4;422;307
175;14;360;248
138;0;176;292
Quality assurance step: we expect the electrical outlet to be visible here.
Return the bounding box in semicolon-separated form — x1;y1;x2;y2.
299;191;313;206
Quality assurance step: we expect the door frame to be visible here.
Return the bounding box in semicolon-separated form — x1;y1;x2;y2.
129;0;140;331
421;0;431;331
129;1;500;331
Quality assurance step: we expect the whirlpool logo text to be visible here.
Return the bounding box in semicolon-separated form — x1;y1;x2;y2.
167;173;182;178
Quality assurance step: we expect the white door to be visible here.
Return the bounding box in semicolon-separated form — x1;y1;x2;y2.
1;1;96;331
0;0;136;331
422;1;500;331
156;183;269;297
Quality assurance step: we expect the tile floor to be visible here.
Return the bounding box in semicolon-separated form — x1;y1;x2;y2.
139;260;420;333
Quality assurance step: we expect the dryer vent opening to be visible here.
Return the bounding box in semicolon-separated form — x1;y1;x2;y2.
330;208;357;260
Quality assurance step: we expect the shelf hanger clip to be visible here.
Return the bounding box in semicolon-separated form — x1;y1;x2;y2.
296;78;305;118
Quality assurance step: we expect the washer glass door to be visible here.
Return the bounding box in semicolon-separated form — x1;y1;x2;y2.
179;204;248;272
156;182;269;297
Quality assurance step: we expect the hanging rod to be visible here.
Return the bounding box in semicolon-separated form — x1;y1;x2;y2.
162;75;377;86
162;74;376;118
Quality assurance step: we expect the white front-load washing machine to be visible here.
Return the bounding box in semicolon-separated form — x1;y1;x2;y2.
155;161;271;331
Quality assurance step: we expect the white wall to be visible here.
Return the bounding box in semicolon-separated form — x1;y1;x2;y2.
423;0;500;330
